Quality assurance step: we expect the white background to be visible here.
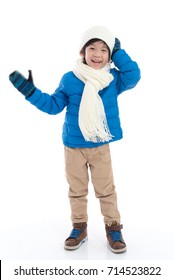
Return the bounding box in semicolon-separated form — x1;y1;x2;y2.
0;0;174;261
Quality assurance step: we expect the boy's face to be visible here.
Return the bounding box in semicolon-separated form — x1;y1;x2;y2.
81;40;110;70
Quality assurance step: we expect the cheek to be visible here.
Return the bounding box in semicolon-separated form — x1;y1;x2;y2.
85;50;90;57
107;53;111;62
105;54;110;62
85;52;91;61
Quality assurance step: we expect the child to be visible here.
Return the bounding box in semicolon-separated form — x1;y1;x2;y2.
9;26;141;253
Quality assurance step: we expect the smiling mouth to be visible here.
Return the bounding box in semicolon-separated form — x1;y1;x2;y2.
91;60;102;64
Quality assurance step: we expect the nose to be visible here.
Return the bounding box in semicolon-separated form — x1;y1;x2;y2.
93;50;101;57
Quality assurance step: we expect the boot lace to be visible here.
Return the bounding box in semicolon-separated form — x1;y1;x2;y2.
109;230;122;242
69;228;82;239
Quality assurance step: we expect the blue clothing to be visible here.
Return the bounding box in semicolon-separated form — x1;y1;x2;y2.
27;49;141;148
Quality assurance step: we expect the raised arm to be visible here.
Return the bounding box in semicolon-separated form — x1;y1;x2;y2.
111;39;141;94
9;70;68;115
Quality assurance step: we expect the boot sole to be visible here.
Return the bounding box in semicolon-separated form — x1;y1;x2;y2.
64;237;88;250
110;246;127;253
108;242;127;253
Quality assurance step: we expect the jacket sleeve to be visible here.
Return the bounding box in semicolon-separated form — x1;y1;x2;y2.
26;74;68;115
112;49;141;95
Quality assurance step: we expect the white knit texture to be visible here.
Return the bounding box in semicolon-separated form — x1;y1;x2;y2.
73;58;114;143
79;26;115;54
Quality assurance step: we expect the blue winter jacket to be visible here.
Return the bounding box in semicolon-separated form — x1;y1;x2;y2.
26;49;141;148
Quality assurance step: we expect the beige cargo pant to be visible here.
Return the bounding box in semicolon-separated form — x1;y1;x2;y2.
64;144;120;224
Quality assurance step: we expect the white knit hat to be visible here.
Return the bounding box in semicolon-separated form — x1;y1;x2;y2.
79;26;115;55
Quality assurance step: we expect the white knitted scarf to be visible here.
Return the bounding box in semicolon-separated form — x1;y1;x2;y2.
73;58;114;143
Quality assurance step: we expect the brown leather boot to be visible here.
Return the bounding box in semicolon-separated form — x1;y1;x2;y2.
105;222;127;253
64;222;87;250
